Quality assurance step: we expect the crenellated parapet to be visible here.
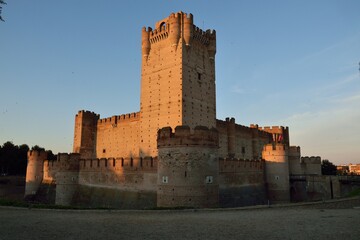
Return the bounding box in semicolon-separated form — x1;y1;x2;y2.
141;12;185;55
300;156;322;176
27;149;48;160
148;28;169;44
289;146;301;154
75;110;100;119
157;125;218;148
141;11;216;59
301;156;321;164
44;159;59;168
79;156;157;172
57;153;80;171
217;119;272;139
262;143;288;152
193;26;216;46
258;126;290;146
97;112;140;126
97;112;140;128
43;159;60;182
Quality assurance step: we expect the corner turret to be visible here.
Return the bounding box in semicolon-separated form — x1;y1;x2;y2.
262;144;290;203
183;13;193;46
168;12;180;47
259;126;290;146
24;150;47;198
207;29;216;60
141;27;151;59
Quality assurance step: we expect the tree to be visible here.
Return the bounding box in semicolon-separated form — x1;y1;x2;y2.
31;145;45;152
0;142;56;176
0;142;30;175
46;150;57;160
0;0;6;22
0;141;17;175
17;144;30;175
321;159;337;175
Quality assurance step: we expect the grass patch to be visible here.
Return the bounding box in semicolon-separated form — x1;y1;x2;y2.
146;206;196;210
347;188;360;197
0;198;29;208
0;179;10;184
0;198;116;210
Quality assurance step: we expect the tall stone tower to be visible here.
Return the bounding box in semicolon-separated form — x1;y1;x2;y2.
139;12;216;156
73;110;99;159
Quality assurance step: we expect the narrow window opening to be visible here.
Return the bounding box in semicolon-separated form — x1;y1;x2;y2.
241;147;246;154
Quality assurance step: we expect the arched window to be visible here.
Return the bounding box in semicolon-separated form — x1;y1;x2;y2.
159;22;166;31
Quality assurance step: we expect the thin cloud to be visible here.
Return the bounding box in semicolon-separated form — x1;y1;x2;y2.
230;85;257;94
297;33;360;64
333;93;360;103
335;73;359;86
310;73;359;98
298;43;341;63
282;98;360;164
231;85;245;94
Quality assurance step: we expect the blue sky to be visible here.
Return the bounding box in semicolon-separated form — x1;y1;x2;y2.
1;0;359;164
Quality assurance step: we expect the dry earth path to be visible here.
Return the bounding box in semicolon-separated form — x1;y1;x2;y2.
1;199;359;240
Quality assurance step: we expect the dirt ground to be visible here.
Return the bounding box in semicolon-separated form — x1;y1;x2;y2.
1;198;359;240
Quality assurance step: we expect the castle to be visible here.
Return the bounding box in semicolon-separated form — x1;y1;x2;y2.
25;12;331;209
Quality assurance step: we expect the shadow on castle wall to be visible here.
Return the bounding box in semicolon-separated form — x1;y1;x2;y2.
218;158;267;207
43;153;158;209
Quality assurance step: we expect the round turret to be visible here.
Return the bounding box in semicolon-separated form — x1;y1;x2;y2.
141;27;151;57
168;13;180;47
262;143;290;203
25;150;47;197
183;13;193;46
207;30;216;60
